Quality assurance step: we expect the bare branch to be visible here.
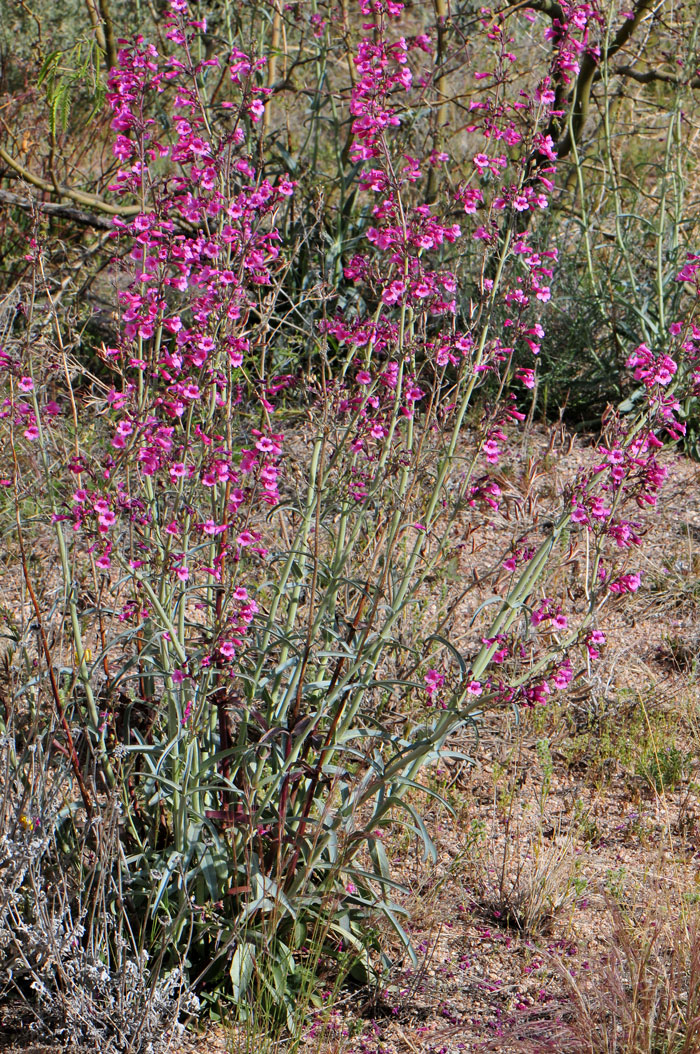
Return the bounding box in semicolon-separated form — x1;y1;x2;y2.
521;0;565;20
613;64;700;88
0;145;141;217
0;188;115;230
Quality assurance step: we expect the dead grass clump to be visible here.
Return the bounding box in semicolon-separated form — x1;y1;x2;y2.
487;901;700;1054
466;822;584;937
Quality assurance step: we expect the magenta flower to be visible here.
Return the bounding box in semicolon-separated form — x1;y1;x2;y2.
202;520;227;536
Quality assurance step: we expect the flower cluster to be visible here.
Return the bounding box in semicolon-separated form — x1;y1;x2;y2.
2;0;692;759
57;3;296;676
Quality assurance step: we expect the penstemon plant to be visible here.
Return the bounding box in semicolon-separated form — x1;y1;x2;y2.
1;0;698;1035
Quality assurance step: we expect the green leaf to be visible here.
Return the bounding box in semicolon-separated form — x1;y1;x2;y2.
229;942;256;1002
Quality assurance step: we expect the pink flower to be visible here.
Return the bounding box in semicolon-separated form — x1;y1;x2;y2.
516;368;536;389
552;664;573;691
113;134;135;161
483;439;500;464
255;436;278;453
609;572;641;594
202;520;226;535
467;680;483;696
277;176;296;196
248;99;265;122
424;669;445;699
382;280;405;305
18;377;34;392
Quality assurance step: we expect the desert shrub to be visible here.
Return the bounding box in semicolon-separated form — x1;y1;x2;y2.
636;745;691;794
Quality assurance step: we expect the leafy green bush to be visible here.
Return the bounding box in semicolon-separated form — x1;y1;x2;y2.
1;0;699;1044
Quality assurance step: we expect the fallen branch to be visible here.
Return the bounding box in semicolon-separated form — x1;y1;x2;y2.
0;187;115;230
0;145;141;217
